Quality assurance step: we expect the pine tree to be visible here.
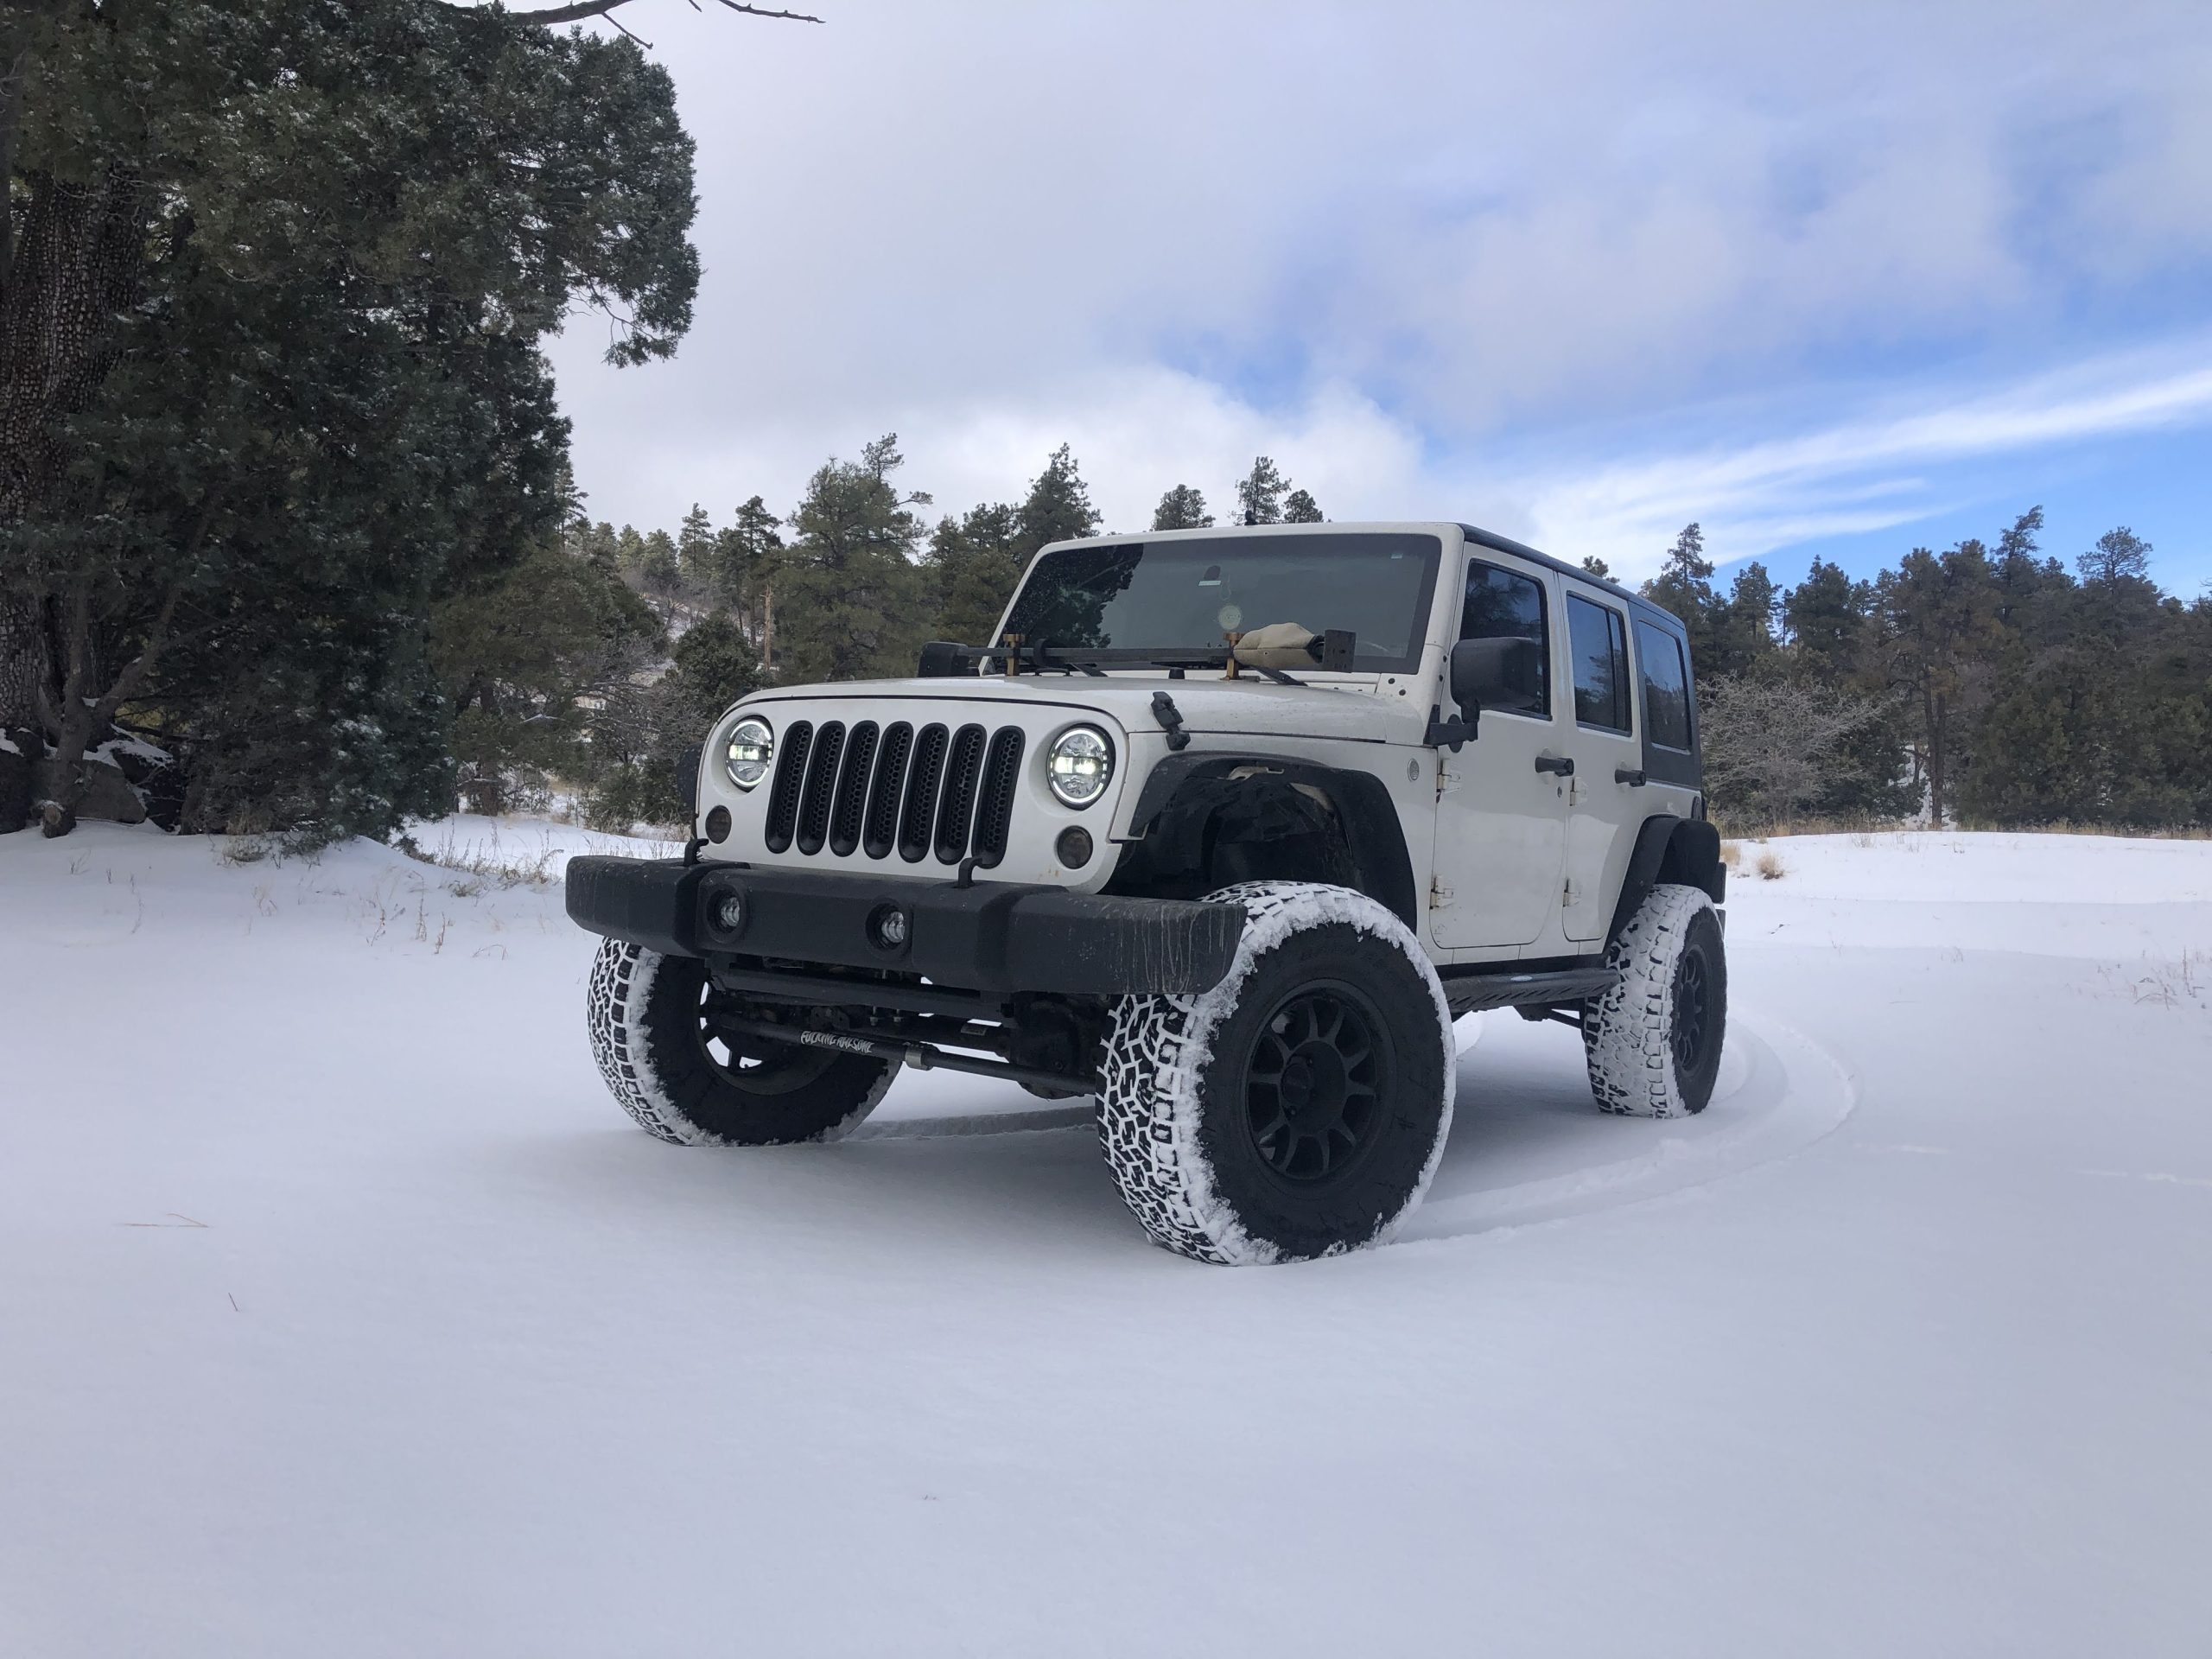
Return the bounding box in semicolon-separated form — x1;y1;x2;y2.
677;504;717;588
1873;541;2002;823
927;502;1023;645
1989;507;2076;657
1234;456;1292;525
1643;523;1723;667
2079;526;2152;585
635;531;685;618
1781;557;1864;674
1580;556;1611;580
1644;522;1715;612
433;539;664;815
713;495;784;650
1707;562;1778;678
667;610;760;722
773;435;932;685
574;520;623;575
0;1;701;838
1993;506;2047;625
1014;443;1102;554
1282;488;1323;524
1151;485;1213;531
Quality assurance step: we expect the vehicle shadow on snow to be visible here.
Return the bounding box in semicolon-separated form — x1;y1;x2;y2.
493;1010;1836;1262
489;1091;1153;1264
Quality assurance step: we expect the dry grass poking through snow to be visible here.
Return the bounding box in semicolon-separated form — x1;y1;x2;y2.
397;836;562;894
394;817;683;892
1720;841;1787;880
1719;814;2211;842
2118;950;2210;1011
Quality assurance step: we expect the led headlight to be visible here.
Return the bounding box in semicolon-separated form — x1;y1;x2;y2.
723;715;774;790
1046;725;1114;809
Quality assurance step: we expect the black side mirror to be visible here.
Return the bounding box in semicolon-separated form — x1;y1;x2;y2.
1451;636;1542;717
917;640;970;678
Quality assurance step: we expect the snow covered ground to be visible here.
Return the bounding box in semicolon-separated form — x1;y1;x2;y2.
3;823;2209;1656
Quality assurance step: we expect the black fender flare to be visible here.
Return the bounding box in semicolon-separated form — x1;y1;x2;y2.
1122;750;1421;930
1606;815;1726;944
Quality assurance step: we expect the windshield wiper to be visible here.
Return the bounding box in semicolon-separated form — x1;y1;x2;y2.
918;630;1357;681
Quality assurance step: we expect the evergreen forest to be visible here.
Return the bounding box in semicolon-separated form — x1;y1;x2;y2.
3;3;2204;843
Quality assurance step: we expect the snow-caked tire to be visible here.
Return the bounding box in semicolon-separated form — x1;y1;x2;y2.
586;938;894;1146
1583;882;1727;1118
1096;881;1455;1266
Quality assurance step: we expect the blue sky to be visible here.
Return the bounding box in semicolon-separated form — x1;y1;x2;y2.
542;0;2212;600
1754;423;2210;597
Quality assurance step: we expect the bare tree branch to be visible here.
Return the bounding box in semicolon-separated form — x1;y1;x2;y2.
498;0;645;21
711;1;823;20
601;8;652;46
91;581;184;731
1700;677;1881;827
493;0;823;24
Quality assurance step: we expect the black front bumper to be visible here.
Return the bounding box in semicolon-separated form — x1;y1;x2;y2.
564;856;1243;997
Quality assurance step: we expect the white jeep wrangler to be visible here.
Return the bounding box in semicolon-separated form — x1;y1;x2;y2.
567;522;1726;1264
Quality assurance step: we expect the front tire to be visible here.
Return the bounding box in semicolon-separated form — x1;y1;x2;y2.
586;938;895;1145
1096;881;1455;1265
1583;882;1727;1117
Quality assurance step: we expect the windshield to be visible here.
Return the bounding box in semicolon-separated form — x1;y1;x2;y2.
998;532;1443;674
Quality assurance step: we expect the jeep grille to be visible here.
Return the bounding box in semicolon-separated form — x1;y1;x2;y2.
766;717;1025;868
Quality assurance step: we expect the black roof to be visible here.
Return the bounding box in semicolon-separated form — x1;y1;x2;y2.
1458;523;1688;634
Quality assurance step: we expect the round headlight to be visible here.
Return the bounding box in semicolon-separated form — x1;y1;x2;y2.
1046;725;1114;809
724;715;774;790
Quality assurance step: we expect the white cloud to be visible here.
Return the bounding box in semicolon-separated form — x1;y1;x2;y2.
1509;345;2212;576
542;0;2212;572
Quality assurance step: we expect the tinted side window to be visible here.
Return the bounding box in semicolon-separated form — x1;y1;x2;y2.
1567;594;1630;733
1636;620;1693;752
1460;561;1549;717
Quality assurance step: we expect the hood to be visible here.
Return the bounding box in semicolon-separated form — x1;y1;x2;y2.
740;673;1432;747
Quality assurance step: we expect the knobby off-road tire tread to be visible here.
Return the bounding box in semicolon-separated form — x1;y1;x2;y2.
1096;880;1455;1266
1583;882;1726;1118
586;938;894;1146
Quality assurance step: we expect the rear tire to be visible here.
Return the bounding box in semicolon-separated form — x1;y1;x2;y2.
1583;882;1726;1117
1096;881;1455;1265
586;938;894;1145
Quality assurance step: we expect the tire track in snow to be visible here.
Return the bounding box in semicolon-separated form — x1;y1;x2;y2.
1393;1009;1860;1243
842;1009;1859;1249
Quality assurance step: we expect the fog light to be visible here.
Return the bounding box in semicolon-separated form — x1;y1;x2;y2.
710;891;745;936
1055;826;1093;869
868;904;910;951
704;804;731;842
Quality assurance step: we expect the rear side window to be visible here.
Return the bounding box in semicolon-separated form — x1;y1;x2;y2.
1567;594;1630;733
1460;561;1550;717
1636;620;1693;752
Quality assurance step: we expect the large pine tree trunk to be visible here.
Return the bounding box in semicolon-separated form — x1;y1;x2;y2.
2;169;145;516
0;588;41;730
1927;689;1948;826
0;590;35;830
0;164;151;832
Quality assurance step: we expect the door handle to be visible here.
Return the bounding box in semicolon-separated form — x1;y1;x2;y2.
1534;755;1574;776
1615;767;1647;787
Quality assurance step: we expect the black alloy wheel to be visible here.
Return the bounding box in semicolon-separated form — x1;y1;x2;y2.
1244;982;1391;1184
1670;948;1713;1075
695;982;839;1095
